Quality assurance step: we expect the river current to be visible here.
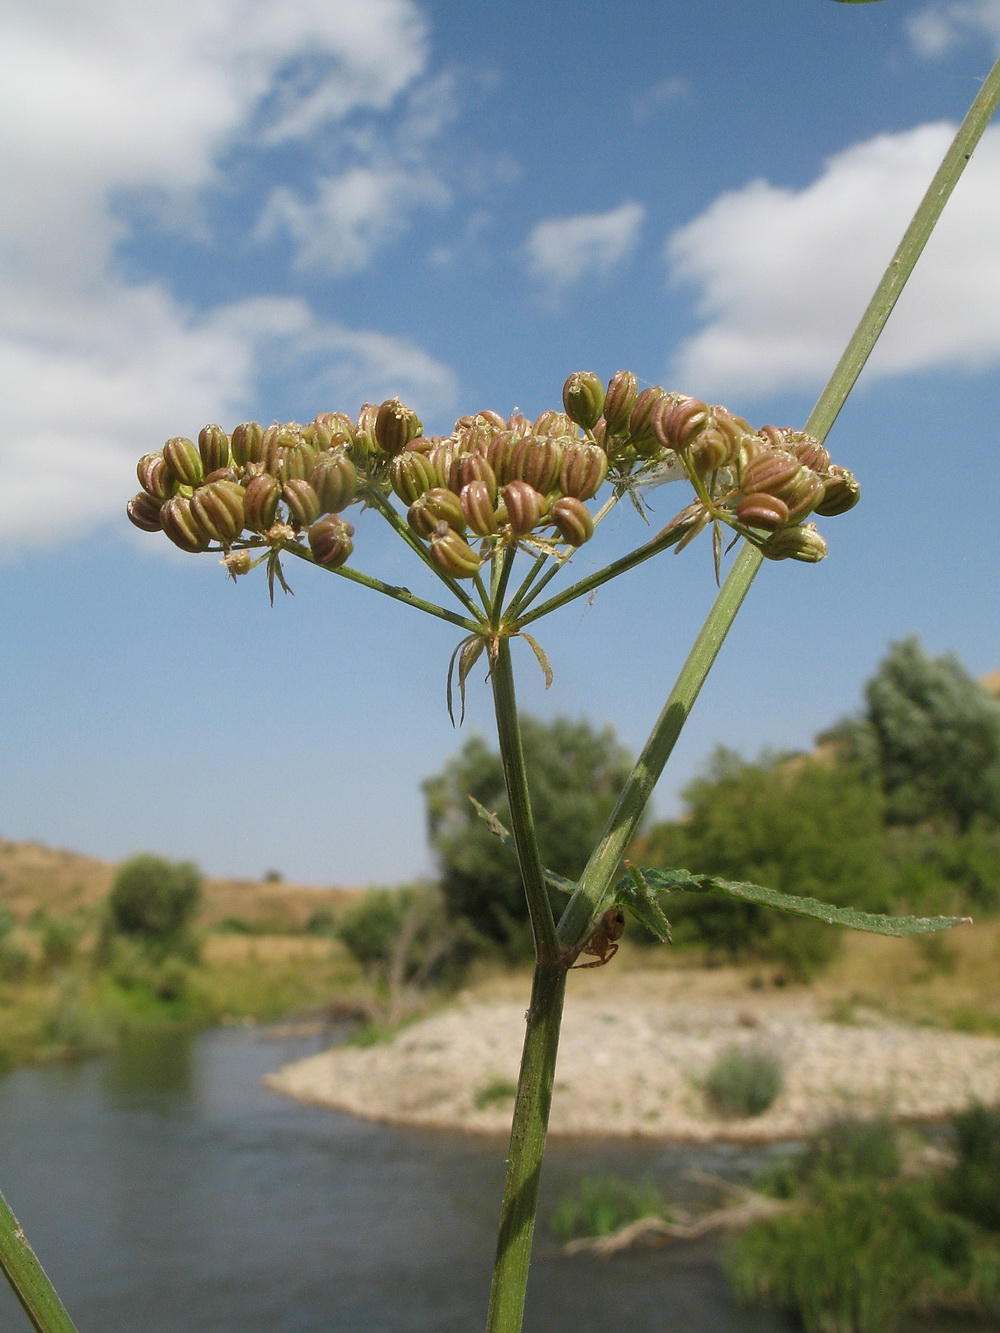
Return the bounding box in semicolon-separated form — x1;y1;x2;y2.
0;1024;971;1332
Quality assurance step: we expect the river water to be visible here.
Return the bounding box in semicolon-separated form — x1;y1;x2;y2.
0;1026;981;1333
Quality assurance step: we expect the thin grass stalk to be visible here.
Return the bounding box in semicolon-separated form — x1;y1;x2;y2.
0;1188;80;1333
556;58;1000;955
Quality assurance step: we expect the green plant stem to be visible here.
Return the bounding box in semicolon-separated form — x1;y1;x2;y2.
805;53;1000;443
481;62;1000;1333
514;524;683;628
485;962;566;1333
488;641;559;963
555;539;762;955
0;1189;80;1333
281;544;482;632
555;59;1000;957
362;486;485;621
485;640;565;1333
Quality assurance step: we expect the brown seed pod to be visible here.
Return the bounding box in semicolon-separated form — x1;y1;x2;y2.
550;496;594;546
308;514;355;567
126;492;164;532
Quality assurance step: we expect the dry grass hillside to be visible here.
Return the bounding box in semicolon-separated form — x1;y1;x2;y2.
0;837;364;927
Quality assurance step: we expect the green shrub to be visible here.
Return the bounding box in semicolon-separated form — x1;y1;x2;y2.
108;854;202;957
941;1103;1000;1232
728;1174;976;1333
704;1044;784;1118
474;1077;517;1109
798;1116;900;1186
549;1174;669;1243
640;750;891;975
39;913;79;970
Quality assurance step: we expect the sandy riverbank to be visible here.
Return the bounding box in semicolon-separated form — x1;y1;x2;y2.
265;966;1000;1141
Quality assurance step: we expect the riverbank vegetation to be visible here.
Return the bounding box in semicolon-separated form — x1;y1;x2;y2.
728;1108;1000;1331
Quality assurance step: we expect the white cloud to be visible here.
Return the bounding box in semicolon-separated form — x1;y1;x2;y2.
666;123;1000;399
630;78;688;122
0;287;456;552
257;165;451;276
0;0;459;552
523;202;645;289
907;1;1000;55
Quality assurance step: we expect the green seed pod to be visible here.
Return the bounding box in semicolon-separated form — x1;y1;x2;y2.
428;440;457;484
408;487;466;537
191;479;246;543
551;496;594;546
308;514;355;567
782;470;825;523
308;412;356;450
283;479;322;527
162;437;204;488
532;410;575;437
263;423;299;477
509;435;563;494
428;528;482;579
313;450;358;512
786;432;830;473
455;414;503;455
354;403;379;457
449;452;497;502
734;492;790;532
500;480;545;536
629;386;669;454
760;523;828;563
460;480;500;536
652;395;709;452
205;466;239;486
484;431;516;485
198;424;231;474
603;370;638;436
127;492;164;532
243;473;282;532
740;448;803;499
375;398;423;455
231;421;265;466
560;441;609;500
814;466;861;517
137;452;177;502
281;442;319;482
562;372;606;431
160;495;211;552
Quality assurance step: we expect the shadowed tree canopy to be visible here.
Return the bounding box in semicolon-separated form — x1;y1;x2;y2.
824;637;1000;832
108;854;202;956
639;748;889;977
423;716;635;954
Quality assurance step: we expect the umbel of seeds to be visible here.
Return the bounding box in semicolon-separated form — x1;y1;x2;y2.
128;372;859;580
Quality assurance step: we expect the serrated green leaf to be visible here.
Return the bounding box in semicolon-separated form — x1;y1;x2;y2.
617;864;672;942
620;865;971;937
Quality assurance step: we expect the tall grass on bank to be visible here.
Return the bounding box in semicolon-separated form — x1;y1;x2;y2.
728;1110;1000;1332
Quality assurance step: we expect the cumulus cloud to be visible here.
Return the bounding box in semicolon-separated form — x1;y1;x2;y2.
257;166;451;276
906;0;1000;56
0;0;458;552
665;123;1000;399
523;202;645;289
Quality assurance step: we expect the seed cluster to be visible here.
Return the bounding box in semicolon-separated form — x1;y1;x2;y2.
127;371;859;578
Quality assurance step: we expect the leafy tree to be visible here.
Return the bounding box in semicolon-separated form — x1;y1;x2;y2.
639;749;890;977
423;716;635;954
107;854;202;957
824;637;1000;832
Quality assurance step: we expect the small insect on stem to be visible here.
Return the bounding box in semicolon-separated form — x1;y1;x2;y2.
570;905;626;969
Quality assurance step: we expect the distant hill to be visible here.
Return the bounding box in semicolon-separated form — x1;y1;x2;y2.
0;838;364;930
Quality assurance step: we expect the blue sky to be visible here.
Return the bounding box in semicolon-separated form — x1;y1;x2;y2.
1;0;999;887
